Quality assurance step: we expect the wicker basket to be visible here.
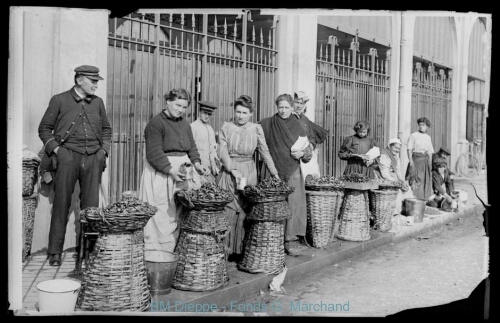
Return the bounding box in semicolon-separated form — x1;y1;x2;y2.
82;207;155;233
77;229;151;312
180;208;229;233
369;188;399;232
246;200;291;222
22;159;39;197
305;183;345;192
22;194;38;261
238;219;287;274
244;187;294;204
172;229;229;292
175;193;233;212
305;189;344;248
337;189;371;242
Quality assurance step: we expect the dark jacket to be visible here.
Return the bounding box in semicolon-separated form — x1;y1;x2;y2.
38;87;112;172
432;169;453;195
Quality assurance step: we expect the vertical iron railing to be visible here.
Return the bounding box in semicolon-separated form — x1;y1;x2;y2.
315;35;390;177
107;11;278;203
411;62;452;152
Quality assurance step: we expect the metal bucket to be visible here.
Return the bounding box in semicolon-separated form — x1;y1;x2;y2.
404;198;426;223
145;251;179;296
37;279;81;312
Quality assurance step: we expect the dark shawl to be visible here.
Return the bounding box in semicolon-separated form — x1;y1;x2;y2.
296;114;329;148
260;113;307;181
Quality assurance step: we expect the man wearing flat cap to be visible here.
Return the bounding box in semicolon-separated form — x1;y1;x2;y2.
190;101;220;182
429;160;458;211
432;146;455;193
38;65;111;266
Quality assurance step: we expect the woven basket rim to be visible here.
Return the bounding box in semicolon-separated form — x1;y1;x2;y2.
306;183;344;188
306;190;343;196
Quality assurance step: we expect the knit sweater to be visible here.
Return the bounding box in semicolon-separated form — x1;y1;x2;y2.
144;110;201;175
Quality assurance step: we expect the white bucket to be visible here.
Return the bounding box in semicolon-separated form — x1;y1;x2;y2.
36;279;81;312
454;190;468;205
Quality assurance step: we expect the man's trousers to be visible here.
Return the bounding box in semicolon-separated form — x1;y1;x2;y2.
48;147;105;254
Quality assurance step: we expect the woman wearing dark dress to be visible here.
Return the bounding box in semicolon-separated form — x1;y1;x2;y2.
338;120;379;179
259;93;313;256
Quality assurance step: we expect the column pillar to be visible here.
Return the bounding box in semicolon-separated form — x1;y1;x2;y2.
397;12;415;174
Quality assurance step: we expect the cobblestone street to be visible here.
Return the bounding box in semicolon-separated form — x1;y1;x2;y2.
225;210;489;317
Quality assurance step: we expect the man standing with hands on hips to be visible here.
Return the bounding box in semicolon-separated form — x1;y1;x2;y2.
38;65;111;266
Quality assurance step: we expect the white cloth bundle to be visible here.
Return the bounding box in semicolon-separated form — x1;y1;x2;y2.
291;136;310;152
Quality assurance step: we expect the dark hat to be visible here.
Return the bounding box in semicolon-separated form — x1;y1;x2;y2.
439;146;451;155
74;65;104;80
198;101;218;112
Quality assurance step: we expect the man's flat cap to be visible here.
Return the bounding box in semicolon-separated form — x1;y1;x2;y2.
198;101;218;111
74;65;104;80
439;147;451;155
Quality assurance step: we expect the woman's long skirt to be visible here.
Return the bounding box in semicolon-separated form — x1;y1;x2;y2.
138;156;201;261
217;159;258;255
405;153;432;200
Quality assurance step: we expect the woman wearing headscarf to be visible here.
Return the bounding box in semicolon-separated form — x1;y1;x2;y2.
139;88;210;261
293;91;328;179
338;120;379;179
260;93;313;256
374;138;411;215
217;94;280;259
405;117;434;200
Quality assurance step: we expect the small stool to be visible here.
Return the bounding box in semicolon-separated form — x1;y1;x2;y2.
76;220;99;275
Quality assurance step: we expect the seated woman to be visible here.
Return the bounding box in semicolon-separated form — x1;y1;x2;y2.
338;120;379;179
429;161;458;211
259;93;313;256
374;138;412;215
217;95;280;260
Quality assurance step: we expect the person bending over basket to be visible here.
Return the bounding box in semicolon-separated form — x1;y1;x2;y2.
259;93;313;256
139;88;210;262
338;120;379;179
373;138;412;215
432;146;455;193
217;94;280;260
405;117;434;200
428;161;458;211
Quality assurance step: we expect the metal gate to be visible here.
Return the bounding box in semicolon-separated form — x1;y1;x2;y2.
315;36;390;177
411;62;452;152
106;11;278;203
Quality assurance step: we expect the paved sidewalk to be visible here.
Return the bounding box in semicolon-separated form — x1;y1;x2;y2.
17;172;488;315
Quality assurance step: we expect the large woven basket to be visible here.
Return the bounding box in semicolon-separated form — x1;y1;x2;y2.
22;159;39;197
172;229;229;292
246;200;291;222
77;229;151;312
305;183;345;192
244;187;294;204
369;188;399;232
22;194;38;261
337;189;371;242
305;189;344;248
180;208;229;233
175;193;233;212
238;219;287;274
81;207;155;233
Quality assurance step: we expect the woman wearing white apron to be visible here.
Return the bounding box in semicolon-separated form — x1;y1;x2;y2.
139;88;210;261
